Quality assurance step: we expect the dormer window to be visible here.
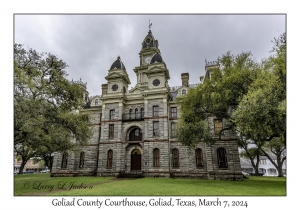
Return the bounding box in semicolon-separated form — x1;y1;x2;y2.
182;89;186;96
95;99;99;105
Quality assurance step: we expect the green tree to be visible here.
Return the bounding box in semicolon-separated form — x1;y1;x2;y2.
177;51;260;147
232;33;286;145
14;142;37;174
14;44;92;170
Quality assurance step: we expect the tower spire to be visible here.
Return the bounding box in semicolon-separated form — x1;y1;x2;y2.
149;19;152;30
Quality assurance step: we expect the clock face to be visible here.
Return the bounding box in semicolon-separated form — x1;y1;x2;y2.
144;56;151;64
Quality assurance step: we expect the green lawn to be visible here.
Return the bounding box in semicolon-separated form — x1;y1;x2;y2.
14;174;286;196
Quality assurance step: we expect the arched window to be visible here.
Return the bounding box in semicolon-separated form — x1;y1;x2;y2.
141;108;144;118
172;149;179;168
129;109;133;119
95;99;98;105
195;149;203;167
79;152;85;168
129;128;142;141
61;152;68;168
153;148;160;167
217;148;228;168
107;150;113;168
135;108;138;119
182;89;186;96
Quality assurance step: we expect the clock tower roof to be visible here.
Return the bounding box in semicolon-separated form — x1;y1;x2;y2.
142;30;159;49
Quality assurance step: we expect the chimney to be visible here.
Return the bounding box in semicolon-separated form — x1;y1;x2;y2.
181;73;189;87
200;76;204;83
101;84;108;96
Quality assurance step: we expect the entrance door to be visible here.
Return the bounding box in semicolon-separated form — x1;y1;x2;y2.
131;149;141;171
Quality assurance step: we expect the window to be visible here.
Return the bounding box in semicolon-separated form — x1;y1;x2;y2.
153;148;160;167
95;99;98;105
129;128;142;141
171;122;177;138
153;79;160;87
112;84;118;91
107;150;113;168
260;159;267;164
217;148;228;168
153;121;159;136
268;168;277;175
61;153;68;168
79;152;85;168
214;119;223;135
153;106;159;116
195;149;203;167
170;107;177;118
170;92;177;101
172;149;179;168
110;109;115;119
109;124;114;138
182;89;186;96
141;108;144;118
135;108;138;119
129;109;133;119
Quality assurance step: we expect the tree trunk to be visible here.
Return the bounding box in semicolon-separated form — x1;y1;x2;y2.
253;155;260;175
277;163;284;177
18;159;27;174
261;148;286;177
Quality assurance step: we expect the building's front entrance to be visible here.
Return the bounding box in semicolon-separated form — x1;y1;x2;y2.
131;149;141;171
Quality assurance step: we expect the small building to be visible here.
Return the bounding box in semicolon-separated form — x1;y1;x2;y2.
240;156;286;176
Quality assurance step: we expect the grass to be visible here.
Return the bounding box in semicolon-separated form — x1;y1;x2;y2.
14;174;286;196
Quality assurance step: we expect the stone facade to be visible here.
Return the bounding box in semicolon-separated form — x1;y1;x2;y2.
51;29;242;180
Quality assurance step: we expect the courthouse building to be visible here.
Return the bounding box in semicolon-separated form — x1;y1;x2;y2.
51;29;242;180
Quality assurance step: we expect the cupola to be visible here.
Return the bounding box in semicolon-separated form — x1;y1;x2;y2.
110;56;126;70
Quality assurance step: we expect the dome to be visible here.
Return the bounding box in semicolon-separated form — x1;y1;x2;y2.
150;53;163;64
110;56;126;70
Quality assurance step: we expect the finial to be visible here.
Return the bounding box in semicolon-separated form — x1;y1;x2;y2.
149;19;152;30
117;55;120;60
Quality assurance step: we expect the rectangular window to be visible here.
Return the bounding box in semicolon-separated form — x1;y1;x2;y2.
260;159;267;164
171;123;177;138
153;121;159;136
153;148;160;167
170;107;177;118
61;153;68;168
110;110;115;119
172;149;179;168
153;106;159;116
196;149;203;167
109;124;114;138
107;150;113;168
214;119;223;135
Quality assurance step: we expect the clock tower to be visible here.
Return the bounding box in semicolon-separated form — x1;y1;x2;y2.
132;29;170;92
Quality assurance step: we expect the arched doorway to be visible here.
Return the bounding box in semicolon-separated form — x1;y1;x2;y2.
131;149;141;171
129;128;142;141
